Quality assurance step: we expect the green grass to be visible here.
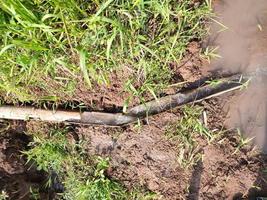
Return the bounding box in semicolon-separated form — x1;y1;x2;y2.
24;129;70;173
0;191;8;200
23;128;157;200
166;105;215;168
232;129;254;155
0;0;212;105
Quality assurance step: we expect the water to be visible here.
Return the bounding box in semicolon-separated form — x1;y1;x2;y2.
208;0;267;151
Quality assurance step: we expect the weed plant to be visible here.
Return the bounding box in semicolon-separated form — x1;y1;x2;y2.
0;0;212;104
166;105;213;168
0;191;8;200
23;128;156;200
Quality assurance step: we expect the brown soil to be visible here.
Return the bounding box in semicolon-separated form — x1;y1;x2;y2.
73;68;133;110
1;103;267;199
0;121;49;200
13;40;207;111
1;37;267;200
77;98;267;200
79;112;189;199
1;1;267;199
175;41;209;83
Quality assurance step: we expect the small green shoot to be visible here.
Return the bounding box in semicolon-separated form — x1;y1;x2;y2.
78;49;92;88
205;79;223;87
201;46;221;63
0;191;8;200
233;129;254;155
29;187;40;200
166;106;214;168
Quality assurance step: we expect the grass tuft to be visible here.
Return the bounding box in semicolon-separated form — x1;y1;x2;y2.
0;0;212;104
23;128;157;200
166;105;214;168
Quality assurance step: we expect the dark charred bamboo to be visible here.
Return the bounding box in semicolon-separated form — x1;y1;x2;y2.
0;75;248;126
127;75;248;118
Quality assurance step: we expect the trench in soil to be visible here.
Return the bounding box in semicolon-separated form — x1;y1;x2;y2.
1;0;267;200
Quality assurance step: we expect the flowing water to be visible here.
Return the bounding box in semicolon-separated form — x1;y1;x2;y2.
209;0;267;151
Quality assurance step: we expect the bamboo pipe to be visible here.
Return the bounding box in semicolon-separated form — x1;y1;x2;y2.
0;106;137;126
0;75;248;126
0;106;81;122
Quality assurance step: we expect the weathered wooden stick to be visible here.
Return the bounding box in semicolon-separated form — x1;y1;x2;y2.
0;75;248;126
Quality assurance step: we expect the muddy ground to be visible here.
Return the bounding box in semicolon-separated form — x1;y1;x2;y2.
0;121;50;200
1;43;267;199
0;40;212;200
78;99;267;200
2;1;267;199
1;96;267;200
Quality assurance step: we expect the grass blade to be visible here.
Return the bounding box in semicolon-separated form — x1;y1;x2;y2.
12;40;48;51
78;50;91;88
106;30;117;60
0;44;15;56
95;0;114;17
